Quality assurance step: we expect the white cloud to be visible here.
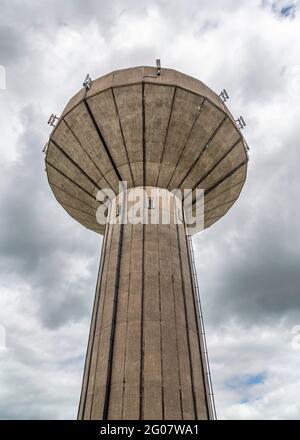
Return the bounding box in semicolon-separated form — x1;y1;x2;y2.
207;320;300;419
0;283;89;419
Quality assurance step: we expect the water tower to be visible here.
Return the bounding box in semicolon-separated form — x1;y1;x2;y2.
44;63;248;420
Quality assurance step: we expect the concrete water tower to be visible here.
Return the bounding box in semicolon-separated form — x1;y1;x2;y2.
44;63;248;420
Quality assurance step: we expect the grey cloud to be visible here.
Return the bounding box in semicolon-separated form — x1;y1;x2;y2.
195;127;300;326
0;105;101;329
0;24;26;65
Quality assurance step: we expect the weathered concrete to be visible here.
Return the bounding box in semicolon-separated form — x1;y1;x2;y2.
45;66;248;234
78;188;209;420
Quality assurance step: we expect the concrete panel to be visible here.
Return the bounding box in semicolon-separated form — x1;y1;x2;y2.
122;383;140;420
168;100;225;189
143;320;162;388
158;225;172;274
107;384;123;420
64;102;119;192
143;383;163;420
143;67;224;110
60;203;99;229
181;118;241;190
160;273;182;419
176;326;196;420
109;321;127;386
90;324;111;419
188;330;208;420
205;163;247;201
144;84;175;185
123;307;141;419
86;90;129;167
200;141;246;191
205;200;235;221
86;71;114;99
157;88;204;188
112;66;145;88
205;182;244;213
47;163;99;211
113;85;143;186
51;120;102;184
185;163;247;226
47;141;97;196
52;186;96;216
127;274;142;322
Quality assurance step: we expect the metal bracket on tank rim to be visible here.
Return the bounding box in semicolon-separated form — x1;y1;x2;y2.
143;59;161;79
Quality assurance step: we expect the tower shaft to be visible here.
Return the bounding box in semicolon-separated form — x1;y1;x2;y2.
78;188;209;420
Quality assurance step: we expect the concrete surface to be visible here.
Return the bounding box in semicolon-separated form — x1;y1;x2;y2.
77;188;209;420
45;66;248;234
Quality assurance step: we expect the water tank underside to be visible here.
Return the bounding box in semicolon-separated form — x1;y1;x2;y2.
45;67;248;235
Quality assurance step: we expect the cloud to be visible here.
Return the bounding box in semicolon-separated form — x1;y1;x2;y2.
0;0;300;420
0;103;103;327
208;320;300;419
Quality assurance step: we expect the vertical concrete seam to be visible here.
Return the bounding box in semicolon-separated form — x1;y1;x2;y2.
157;223;165;420
62;118;112;192
155;86;177;187
166;97;206;189
89;219;114;418
175;221;198;419
103;198;126;419
49;181;99;215
140;85;146;418
168;221;184;419
81;235;106;417
191;137;243;191
183;228;210;420
205;197;238;215
111;87;135;187
177;115;227;189
45;162;97;201
121;223;133;419
139;221;145;419
49;138;102;190
191;177;245;211
83;99;123;182
77;224;108;419
142;82;146;187
204;159;248;197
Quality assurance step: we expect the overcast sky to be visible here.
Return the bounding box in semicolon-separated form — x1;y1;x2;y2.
0;0;300;420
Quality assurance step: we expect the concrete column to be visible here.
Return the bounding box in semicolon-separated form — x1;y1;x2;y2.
78;187;209;420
